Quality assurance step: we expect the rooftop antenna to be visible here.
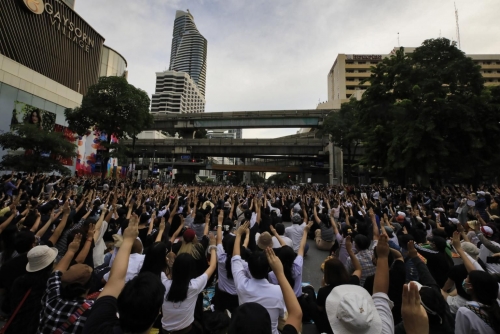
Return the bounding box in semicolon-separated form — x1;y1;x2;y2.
397;32;400;47
455;2;461;49
439;29;442;38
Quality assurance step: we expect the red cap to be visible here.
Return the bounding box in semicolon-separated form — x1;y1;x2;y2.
396;215;405;223
183;229;196;243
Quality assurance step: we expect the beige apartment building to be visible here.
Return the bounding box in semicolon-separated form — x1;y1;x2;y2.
318;47;500;110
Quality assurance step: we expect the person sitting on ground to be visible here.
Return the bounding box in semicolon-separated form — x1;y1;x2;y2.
312;200;335;251
161;234;217;333
37;234;94;333
232;222;286;334
82;214;166;334
325;235;395;334
314;235;362;334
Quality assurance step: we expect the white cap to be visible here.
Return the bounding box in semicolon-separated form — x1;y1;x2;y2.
448;218;460;225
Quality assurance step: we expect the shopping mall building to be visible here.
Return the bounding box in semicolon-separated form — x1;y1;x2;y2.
0;0;127;174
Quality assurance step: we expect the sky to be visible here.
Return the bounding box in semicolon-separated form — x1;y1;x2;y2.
76;0;500;139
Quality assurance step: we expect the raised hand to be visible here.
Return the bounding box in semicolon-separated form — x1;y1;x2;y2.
236;222;249;236
265;247;284;275
407;241;418;258
68;233;82;253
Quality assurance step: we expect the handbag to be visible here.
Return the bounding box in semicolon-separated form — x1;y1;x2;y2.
0;288;31;334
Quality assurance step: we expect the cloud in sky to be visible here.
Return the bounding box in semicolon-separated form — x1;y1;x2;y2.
76;0;500;139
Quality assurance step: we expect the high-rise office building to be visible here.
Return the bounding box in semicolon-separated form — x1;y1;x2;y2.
169;10;207;96
152;10;207;114
318;47;500;110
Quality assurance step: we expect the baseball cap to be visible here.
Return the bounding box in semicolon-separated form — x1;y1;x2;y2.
448;218;460;225
481;226;494;237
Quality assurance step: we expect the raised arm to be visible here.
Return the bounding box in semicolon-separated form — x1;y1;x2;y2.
93;208;108;243
75;224;95;264
54;234;82;272
29;211;42;233
36;211;61;238
155;217;166;243
346;235;362;279
266;248;302;332
216;210;224;245
47;202;71;245
204;234;217;278
233;222;249;257
99;214;139;298
373;235;390;294
169;215;185;243
297;222;313;257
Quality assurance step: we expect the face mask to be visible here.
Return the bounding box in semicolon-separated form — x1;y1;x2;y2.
462;280;469;292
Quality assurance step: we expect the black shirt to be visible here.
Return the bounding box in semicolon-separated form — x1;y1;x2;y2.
82;296;122;334
0;253;28;313
363;260;406;324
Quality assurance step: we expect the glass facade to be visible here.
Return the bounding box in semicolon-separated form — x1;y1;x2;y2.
100;46;128;78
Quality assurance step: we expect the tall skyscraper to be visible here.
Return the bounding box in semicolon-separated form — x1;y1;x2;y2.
169;10;207;96
152;10;207;114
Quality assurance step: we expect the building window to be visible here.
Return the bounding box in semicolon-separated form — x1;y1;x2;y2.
357;61;366;64
346;70;354;73
346;61;353;64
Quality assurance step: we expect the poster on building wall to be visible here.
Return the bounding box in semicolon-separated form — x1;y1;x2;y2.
53;124;76;166
11;101;75;166
11;101;56;131
76;128;121;177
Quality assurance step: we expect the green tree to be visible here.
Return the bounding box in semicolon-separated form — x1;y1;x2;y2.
320;100;363;183
357;38;500;184
251;172;265;184
65;76;153;179
0;124;77;175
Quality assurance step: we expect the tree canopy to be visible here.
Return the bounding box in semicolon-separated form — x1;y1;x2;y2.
321;38;500;184
0;124;77;175
65;76;154;177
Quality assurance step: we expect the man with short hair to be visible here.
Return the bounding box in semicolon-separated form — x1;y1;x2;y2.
232;223;285;334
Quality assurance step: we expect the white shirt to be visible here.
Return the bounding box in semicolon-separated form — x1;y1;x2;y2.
103;253;144;283
268;255;303;297
372;293;395;334
161;273;208;331
217;244;237;295
254;233;293;249
231;256;285;334
92;221;108;267
455;302;497;334
284;223;306;252
272;236;293;248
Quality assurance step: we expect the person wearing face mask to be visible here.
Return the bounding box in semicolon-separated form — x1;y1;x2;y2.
456;271;500;334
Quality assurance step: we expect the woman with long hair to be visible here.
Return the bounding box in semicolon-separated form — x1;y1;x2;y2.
456;270;500;334
161;235;217;334
314;235;362;334
27;109;42;129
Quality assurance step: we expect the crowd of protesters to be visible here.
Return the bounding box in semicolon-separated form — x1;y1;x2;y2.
0;172;499;334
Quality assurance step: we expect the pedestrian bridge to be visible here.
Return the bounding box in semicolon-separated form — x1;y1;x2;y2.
124;137;329;158
148;109;335;131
